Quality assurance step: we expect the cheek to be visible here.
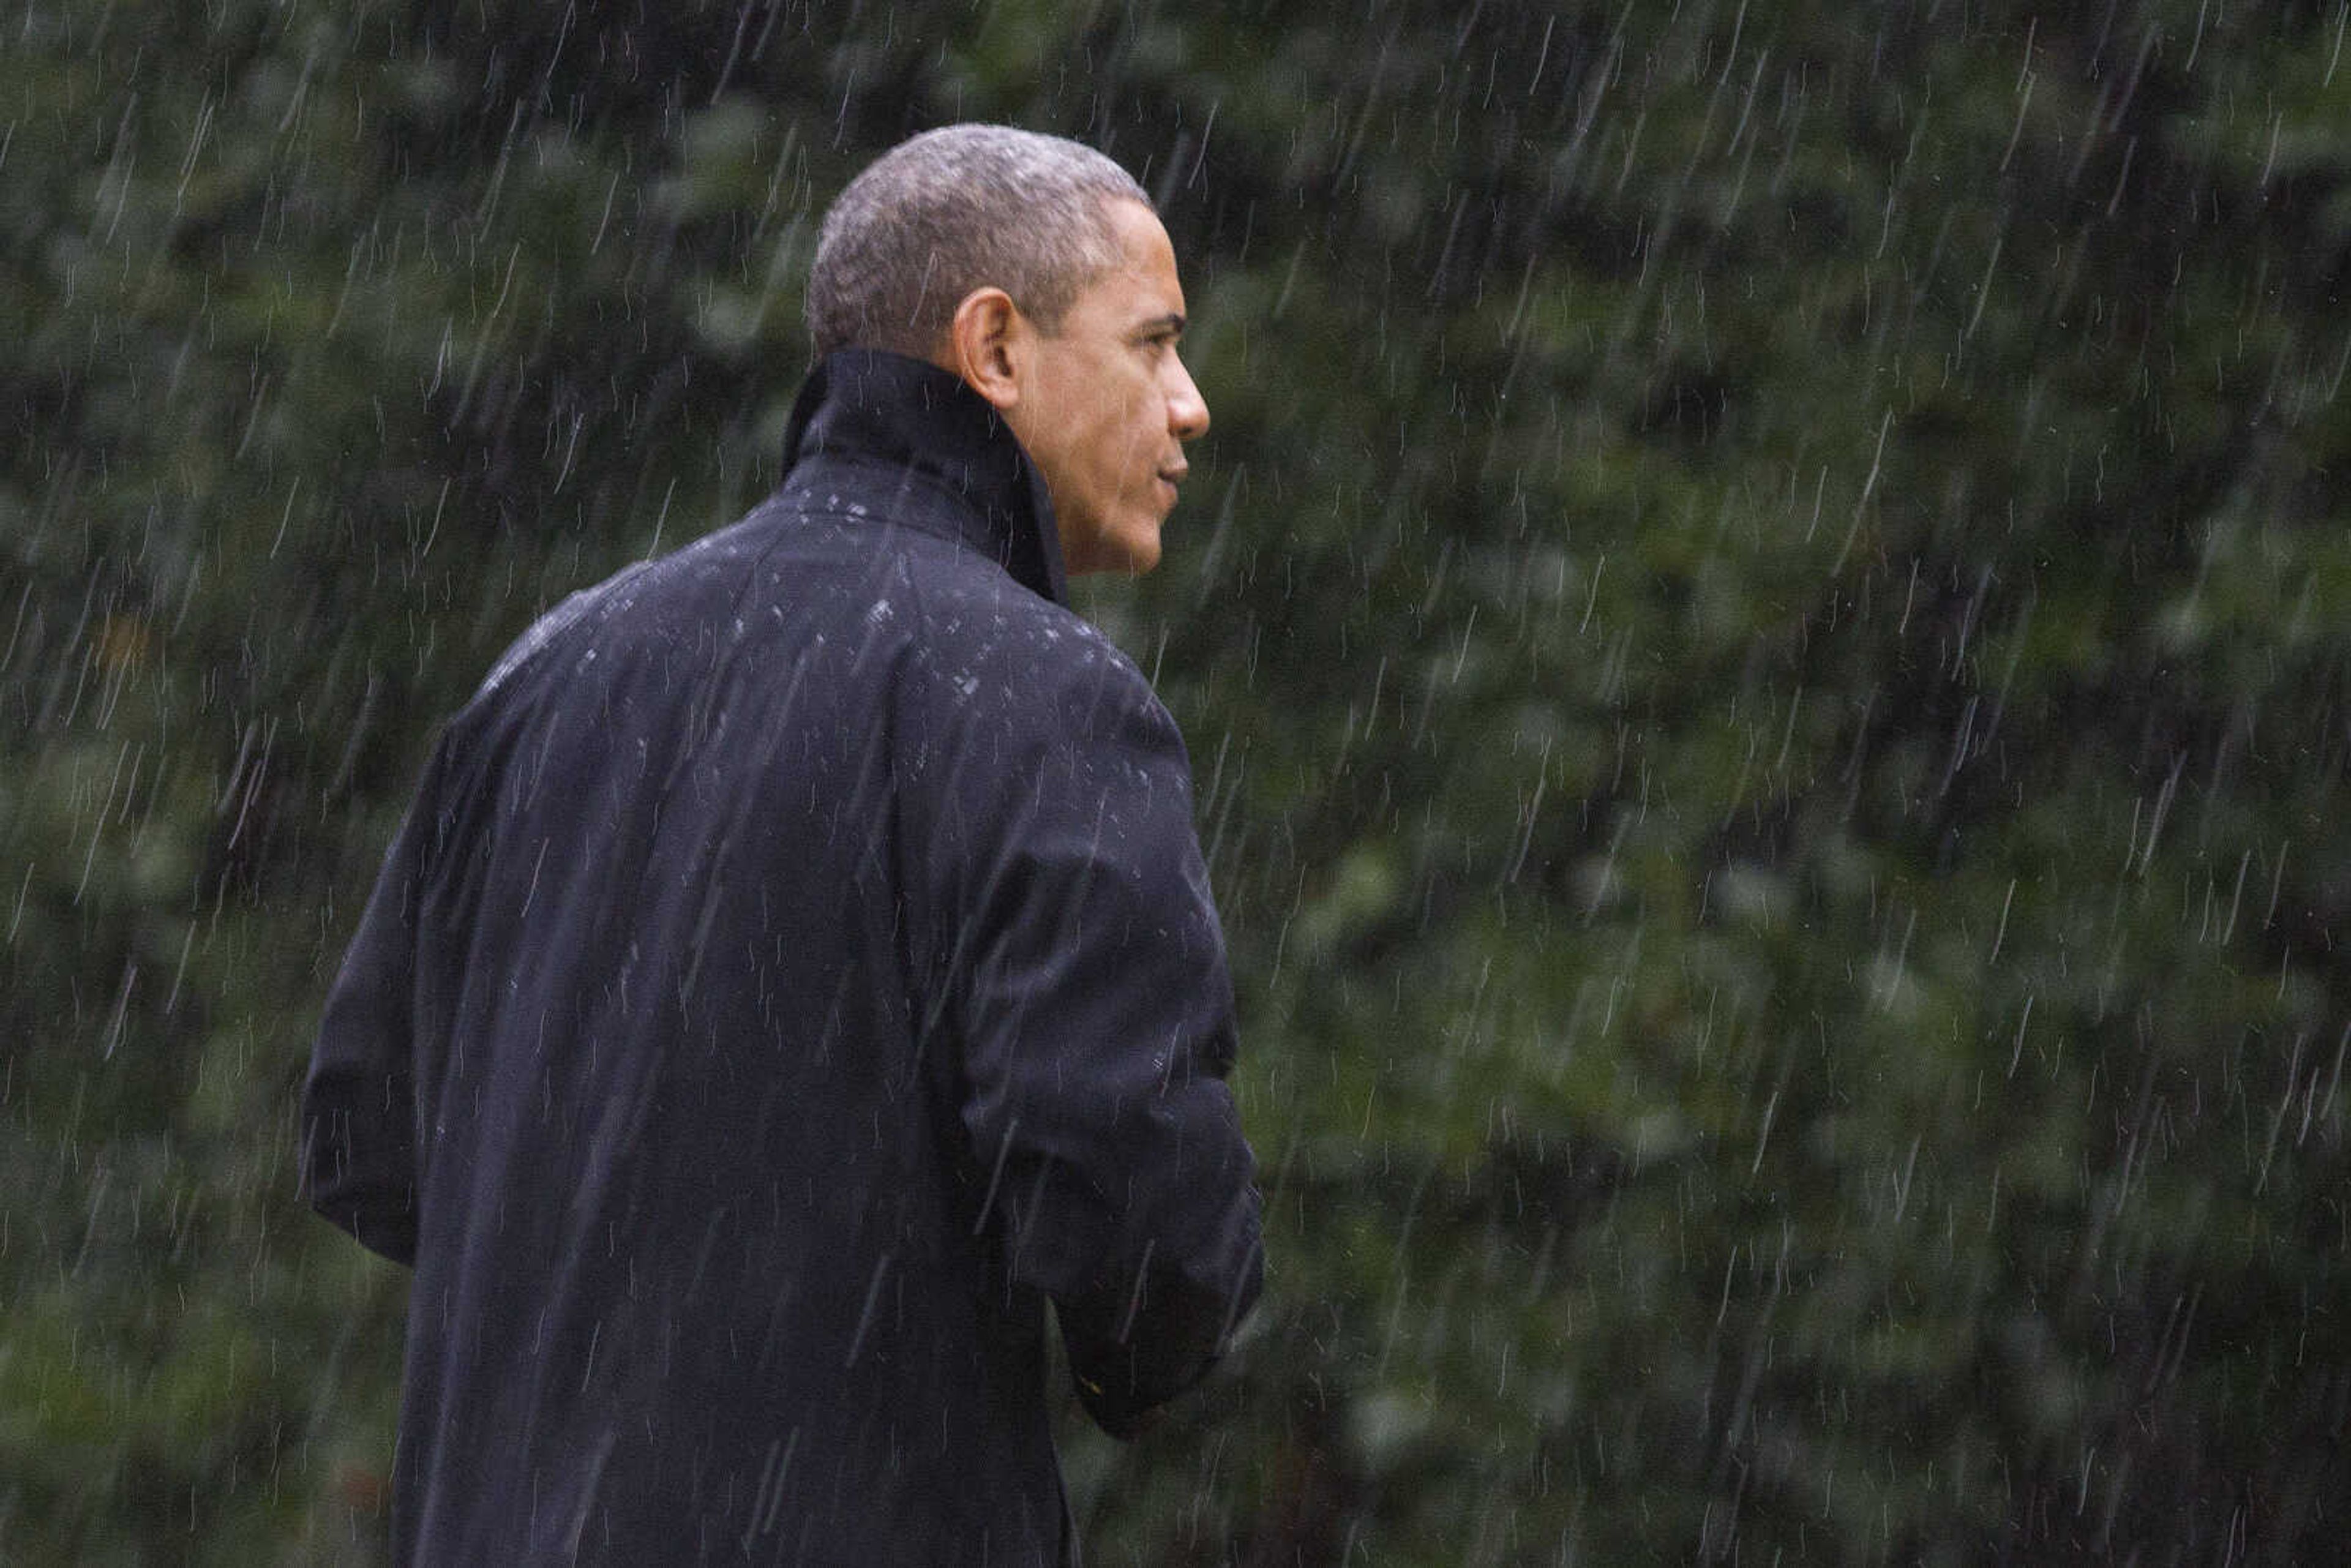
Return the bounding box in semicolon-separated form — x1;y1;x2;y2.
1120;388;1163;457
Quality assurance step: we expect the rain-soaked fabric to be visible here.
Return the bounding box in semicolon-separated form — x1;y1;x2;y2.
302;350;1264;1566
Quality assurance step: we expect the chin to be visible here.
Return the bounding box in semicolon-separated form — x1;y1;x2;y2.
1068;520;1164;577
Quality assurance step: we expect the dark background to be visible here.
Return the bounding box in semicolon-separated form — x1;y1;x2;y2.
6;1;2349;1560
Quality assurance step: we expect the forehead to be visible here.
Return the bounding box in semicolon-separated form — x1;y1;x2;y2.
1070;199;1185;319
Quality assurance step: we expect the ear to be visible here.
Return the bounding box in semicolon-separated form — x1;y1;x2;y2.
944;287;1026;413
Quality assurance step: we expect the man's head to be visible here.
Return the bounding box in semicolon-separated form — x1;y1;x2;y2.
807;125;1210;575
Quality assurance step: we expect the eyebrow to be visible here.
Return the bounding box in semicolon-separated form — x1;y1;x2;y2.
1133;312;1187;338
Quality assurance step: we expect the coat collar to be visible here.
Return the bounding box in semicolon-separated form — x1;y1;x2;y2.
778;350;1069;606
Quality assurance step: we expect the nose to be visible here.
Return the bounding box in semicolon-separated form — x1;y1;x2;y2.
1168;354;1210;442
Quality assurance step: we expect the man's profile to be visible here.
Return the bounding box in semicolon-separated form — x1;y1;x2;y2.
302;124;1263;1566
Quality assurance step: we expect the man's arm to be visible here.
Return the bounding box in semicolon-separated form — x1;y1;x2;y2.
300;751;445;1268
1056;1242;1261;1438
920;624;1263;1435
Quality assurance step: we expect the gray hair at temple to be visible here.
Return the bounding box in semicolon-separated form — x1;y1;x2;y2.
806;124;1153;359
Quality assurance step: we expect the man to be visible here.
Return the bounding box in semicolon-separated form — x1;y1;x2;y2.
302;124;1262;1566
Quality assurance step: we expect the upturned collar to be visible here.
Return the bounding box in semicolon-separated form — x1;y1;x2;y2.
778;350;1068;606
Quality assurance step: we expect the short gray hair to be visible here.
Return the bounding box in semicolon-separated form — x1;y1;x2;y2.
806;124;1152;358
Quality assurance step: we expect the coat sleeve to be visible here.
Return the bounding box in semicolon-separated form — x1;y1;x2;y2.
299;746;448;1268
921;633;1263;1437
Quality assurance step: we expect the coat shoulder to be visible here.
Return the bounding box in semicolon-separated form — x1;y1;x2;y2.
893;549;1166;729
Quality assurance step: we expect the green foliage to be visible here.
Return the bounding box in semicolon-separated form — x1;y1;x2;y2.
7;0;2349;1561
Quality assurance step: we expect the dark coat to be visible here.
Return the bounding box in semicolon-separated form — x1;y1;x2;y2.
302;350;1264;1566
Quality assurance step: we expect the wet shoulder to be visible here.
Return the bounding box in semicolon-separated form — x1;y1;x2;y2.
465;507;795;709
894;548;1160;733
